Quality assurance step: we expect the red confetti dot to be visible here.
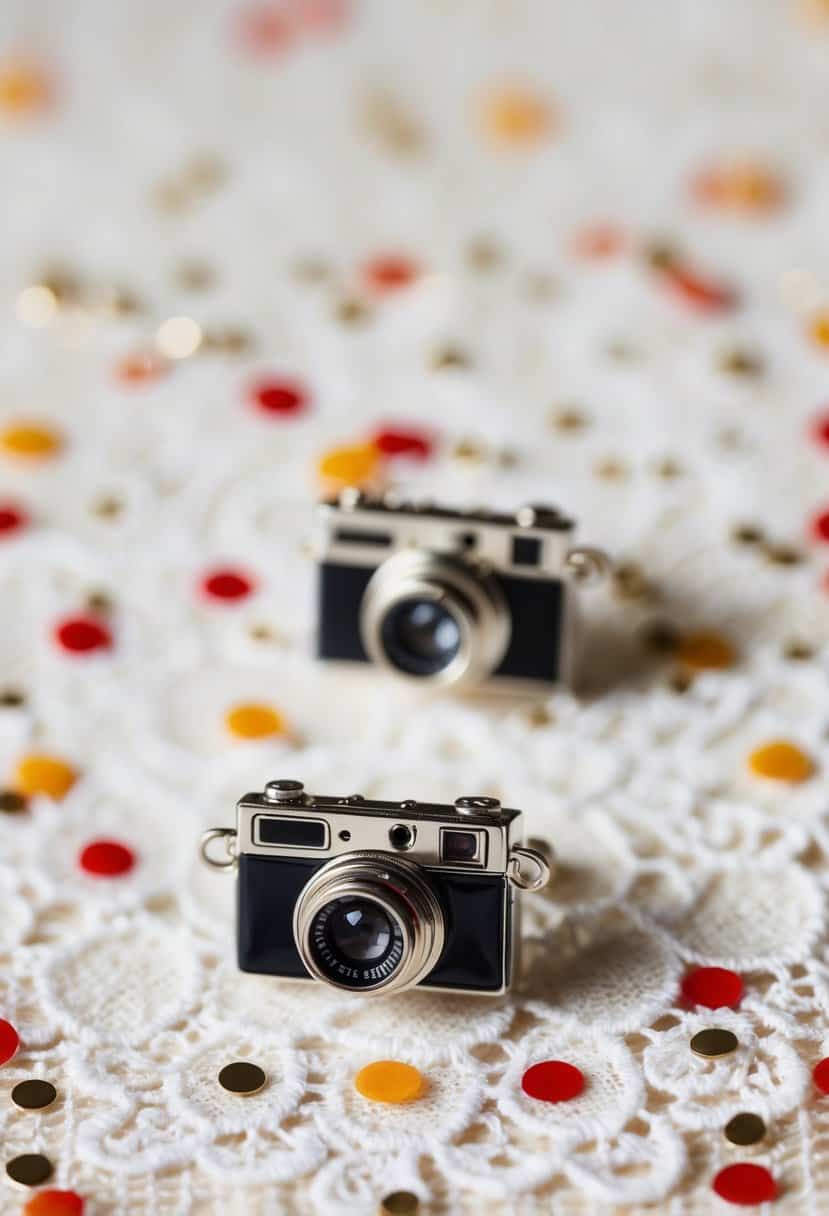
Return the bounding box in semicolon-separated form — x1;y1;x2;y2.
712;1163;778;1206
0;502;28;537
373;426;433;461
0;1018;20;1065
237;5;296;55
363;256;419;292
660;263;736;313
521;1060;584;1103
201;569;256;601
248;377;309;418
813;1057;829;1093
680;967;743;1010
54;617;113;655
23;1191;85;1216
811;508;829;544
79;839;135;878
812;412;829;449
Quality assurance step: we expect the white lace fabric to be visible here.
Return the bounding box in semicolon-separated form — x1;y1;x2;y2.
1;0;829;1211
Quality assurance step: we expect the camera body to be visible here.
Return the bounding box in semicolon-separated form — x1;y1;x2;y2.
202;779;550;997
316;490;605;692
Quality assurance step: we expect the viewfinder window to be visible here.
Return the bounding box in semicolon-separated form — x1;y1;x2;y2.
512;536;542;566
441;829;486;865
256;816;328;849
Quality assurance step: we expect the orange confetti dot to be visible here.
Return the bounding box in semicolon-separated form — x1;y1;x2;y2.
572;224;625;259
225;702;286;740
748;740;815;783
317;441;382;491
23;1191;85;1216
354;1060;426;1104
676;631;736;671
810;312;829;350
13;753;77;801
0;60;51;115
693;164;783;213
116;351;169;386
482;87;551;145
1;422;62;460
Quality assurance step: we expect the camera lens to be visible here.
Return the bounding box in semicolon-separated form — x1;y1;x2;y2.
309;896;405;989
380;597;461;677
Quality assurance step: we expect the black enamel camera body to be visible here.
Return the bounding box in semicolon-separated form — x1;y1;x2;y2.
316;490;606;692
201;779;550;997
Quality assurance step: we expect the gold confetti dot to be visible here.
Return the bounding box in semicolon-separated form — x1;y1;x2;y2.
354;1060;425;1104
318;442;382;491
431;344;470;370
724;1111;767;1146
482;86;551;145
5;1154;53;1190
748;740;814;783
1;422;62;460
690;1027;739;1058
11;1079;57;1111
732;523;765;546
334;296;371;325
810;311;829;349
551;408;588;433
0;61;50;115
676;632;736;671
451;437;487;463
217;1061;267;1095
465;237;504;271
13;753;77;801
763;542;803;566
225;703;286;740
718;348;764;376
783;639;814;662
379;1193;420;1216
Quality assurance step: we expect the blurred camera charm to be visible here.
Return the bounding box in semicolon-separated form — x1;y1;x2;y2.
315;490;608;692
201;778;552;997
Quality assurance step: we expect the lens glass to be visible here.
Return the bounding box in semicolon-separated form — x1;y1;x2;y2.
310;895;405;989
380;597;462;676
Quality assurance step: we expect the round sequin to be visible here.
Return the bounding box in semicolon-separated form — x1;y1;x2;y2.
318;442;382;491
217;1061;267;1095
0;62;50;115
78;839;136;878
14;754;77;801
681;967;743;1010
373;426;433;461
23;1192;85;1216
248;377;309;417
0;1018;20;1065
747;740;814;783
362;256;418;292
5;1154;54;1190
724;1112;767;1147
11;1079;57;1111
521;1060;585;1103
482;86;550;144
712;1163;778;1205
812;1057;829;1093
354;1060;425;1104
380;1193;420;1216
690;1028;739;1058
0;503;28;537
201;568;256;601
675;631;736;670
225;703;285;739
0;423;62;460
811;507;829;543
53;616;113;655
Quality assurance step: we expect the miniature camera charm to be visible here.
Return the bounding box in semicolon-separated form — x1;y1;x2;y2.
315;490;608;692
201;779;551;996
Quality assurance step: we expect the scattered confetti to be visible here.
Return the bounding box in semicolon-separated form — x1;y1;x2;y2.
236;5;296;55
724;1112;767;1147
692;163;784;213
156;316;202;359
354;1060;425;1104
0;502;28;537
248;377;309;417
482;86;551;145
811;411;829;449
690;1028;739;1058
225;702;286;739
681;968;743;1009
53;616;113;655
676;632;736;671
116;351;170;386
748;740;814;783
23;1192;85;1216
810;312;829;350
11;1079;57;1111
13;754;77;801
318;441;382;491
813;1057;829;1093
78;839;136;878
0;422;62;460
217;1061;267;1095
372;426;433;461
571;224;625;259
0;1019;20;1065
811;507;829;543
362;255;419;292
711;1163;777;1206
0;59;51;115
201;568;256;602
521;1061;585;1103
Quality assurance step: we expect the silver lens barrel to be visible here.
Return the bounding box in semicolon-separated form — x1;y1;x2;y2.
359;549;510;687
293;852;446;995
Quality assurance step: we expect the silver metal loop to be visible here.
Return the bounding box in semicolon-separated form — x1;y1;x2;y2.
200;827;237;872
564;545;611;585
508;845;552;892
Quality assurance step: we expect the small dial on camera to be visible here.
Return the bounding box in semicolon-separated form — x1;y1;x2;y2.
316;493;607;692
210;779;552;997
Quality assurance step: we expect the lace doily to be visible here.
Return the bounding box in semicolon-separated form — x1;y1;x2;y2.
1;0;829;1211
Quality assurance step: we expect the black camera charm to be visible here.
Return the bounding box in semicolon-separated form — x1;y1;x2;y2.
315;490;608;692
201;779;551;997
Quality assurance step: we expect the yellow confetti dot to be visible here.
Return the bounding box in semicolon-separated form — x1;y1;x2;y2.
225;702;286;740
317;442;382;492
748;741;815;783
1;422;62;460
13;753;77;800
482;87;551;145
354;1060;426;1104
0;61;50;115
676;631;736;671
810;312;829;350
